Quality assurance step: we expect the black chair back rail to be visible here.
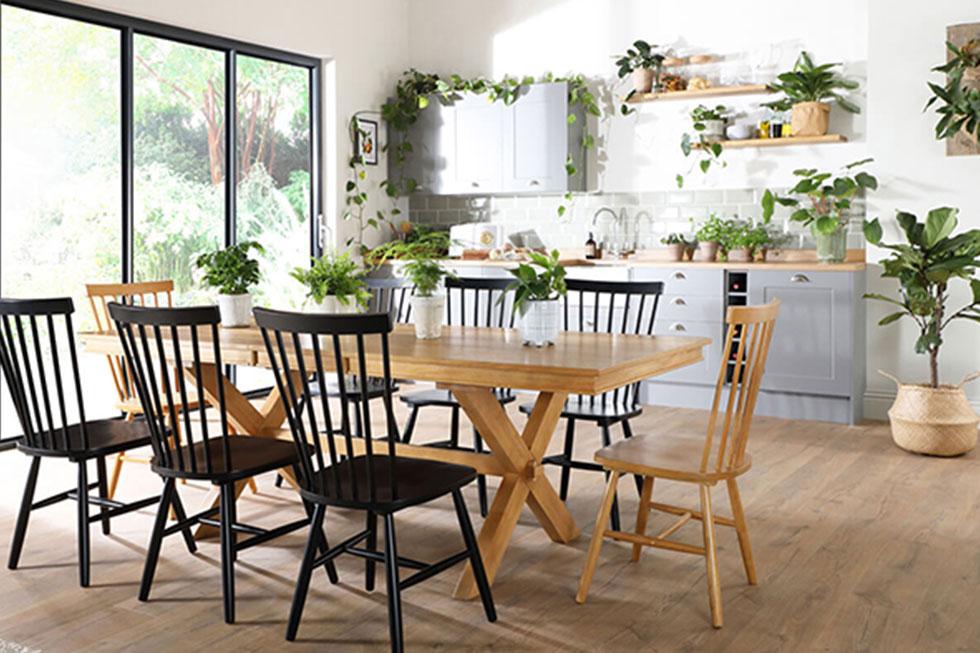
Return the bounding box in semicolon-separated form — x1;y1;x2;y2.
445;276;518;329
365;277;414;324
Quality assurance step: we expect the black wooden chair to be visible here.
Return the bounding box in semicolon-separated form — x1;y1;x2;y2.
108;302;332;624
0;297;190;588
398;276;517;517
253;307;495;652
518;279;664;530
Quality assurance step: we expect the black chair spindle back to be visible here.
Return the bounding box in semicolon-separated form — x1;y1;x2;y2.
365;277;414;324
445;277;517;330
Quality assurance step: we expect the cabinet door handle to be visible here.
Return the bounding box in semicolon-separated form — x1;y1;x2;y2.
671;271;686;280
529;179;540;186
670;297;687;306
669;322;686;332
790;274;811;283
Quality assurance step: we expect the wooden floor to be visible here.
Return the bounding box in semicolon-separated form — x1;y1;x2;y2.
1;394;978;652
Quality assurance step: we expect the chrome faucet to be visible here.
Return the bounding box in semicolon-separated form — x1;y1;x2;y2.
592;207;617;258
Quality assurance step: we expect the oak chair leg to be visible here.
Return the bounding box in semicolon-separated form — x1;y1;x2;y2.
575;471;621;604
631;476;654;562
699;484;723;628
726;478;757;585
106;452;125;500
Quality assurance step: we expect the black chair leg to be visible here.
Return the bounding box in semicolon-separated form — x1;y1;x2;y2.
473;429;488;518
96;456;111;535
139;478;176;601
219;483;237;624
77;460;91;587
274;474;285;488
286;502;325;642
452;490;497;622
294;463;338;586
600;424;621;532
559;418;576;501
168;480;197;554
449;405;460;448
365;511;378;591
383;513;404;653
621;419;644;496
8;455;40;570
401;406;419;444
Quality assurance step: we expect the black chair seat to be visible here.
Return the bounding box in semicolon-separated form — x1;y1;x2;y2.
17;418;152;461
303;455;477;512
400;388;514;408
518;398;643;422
152;437;299;483
323;377;399;401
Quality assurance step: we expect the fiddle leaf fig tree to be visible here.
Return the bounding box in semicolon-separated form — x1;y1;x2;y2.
863;207;980;388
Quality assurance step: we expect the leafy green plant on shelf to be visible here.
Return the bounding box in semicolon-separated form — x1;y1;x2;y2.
614;39;667;114
925;39;980;144
677;105;730;188
767;51;861;113
195;241;264;296
290;251;371;308
693;213;728;245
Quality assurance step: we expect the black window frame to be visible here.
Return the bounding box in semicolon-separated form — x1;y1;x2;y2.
0;0;324;284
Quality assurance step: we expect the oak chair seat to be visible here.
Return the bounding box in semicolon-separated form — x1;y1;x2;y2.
151;437;298;483
17;419;153;462
594;433;752;483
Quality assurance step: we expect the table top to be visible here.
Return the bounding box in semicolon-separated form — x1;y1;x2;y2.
81;323;710;395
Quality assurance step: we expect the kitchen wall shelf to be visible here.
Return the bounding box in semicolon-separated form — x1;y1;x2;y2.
627;84;772;103
694;134;848;149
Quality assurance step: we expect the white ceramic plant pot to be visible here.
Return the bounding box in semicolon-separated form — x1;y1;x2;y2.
411;294;445;340
217;293;252;328
313;295;361;314
519;299;560;347
701;119;727;139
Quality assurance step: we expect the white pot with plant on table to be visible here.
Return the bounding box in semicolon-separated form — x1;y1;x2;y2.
196;241;264;328
508;249;567;347
402;256;452;340
291;250;371;315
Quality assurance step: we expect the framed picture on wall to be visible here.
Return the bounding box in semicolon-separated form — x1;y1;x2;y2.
356;117;379;165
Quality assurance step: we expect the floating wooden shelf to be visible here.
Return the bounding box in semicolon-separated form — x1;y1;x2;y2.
693;134;848;149
627;84;772;103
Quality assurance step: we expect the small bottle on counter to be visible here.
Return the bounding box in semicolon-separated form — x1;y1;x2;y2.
768;114;783;138
585;232;598;259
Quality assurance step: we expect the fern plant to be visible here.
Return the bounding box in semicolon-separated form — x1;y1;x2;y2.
290;251;371;307
195;241;264;296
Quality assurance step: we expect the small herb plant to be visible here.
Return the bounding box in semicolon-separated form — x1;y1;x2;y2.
290;251;371;307
761;158;878;236
863;208;980;387
504;250;568;315
401;257;453;298
196;241;264;296
678;104;730;187
768;51;861;113
661;233;688;246
925;39;980;143
694;213;728;244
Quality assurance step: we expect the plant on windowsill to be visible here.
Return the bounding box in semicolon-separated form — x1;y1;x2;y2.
504;249;568;347
761;158;878;263
767;51;861;136
290;251;371;314
196;241;264;327
925;38;980;148
863;208;980;456
401;256;454;339
678;104;731;188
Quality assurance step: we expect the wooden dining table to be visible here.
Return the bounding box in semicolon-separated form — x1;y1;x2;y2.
81;322;709;600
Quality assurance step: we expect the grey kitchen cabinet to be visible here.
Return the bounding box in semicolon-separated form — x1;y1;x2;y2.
394;82;585;196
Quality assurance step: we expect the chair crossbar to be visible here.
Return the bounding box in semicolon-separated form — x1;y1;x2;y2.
647;500;737;528
604;529;706;556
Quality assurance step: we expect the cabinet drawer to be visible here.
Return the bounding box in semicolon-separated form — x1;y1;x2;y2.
630;267;723;296
657;294;722;321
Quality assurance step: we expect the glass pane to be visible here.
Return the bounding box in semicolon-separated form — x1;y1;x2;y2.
133;34;225;305
1;5;122;433
236;55;311;311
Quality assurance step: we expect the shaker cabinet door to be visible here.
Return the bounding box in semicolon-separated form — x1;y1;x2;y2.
446;95;504;194
502;82;568;193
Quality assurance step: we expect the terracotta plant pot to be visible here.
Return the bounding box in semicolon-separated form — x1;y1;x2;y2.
631;68;654;94
881;371;979;457
693;241;719;262
726;247;752;263
665;243;685;261
791;101;831;136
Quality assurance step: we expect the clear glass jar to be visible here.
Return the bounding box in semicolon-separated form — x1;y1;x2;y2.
812;224;847;263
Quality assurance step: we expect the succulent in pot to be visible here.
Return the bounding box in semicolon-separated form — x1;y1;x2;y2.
195;241;264;327
660;233;688;262
401;256;453;339
504;249;568;347
615;39;666;103
762;158;878;263
290;251;371;314
767;51;861;136
863;208;980;456
693;214;727;262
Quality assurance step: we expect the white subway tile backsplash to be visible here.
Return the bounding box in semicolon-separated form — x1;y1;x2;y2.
667;191;694;205
724;188;756;204
694;190;725;204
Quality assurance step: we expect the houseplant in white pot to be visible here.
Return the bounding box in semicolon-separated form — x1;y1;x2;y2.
196;241;263;328
615;39;666;98
401;256;452;339
505;249;567;347
768;51;861;136
864;208;980;456
290;251;371;314
761;158;878;263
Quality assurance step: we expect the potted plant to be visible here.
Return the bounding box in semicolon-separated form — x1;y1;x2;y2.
723;220;754;263
690;104;729;139
290;251;371;314
693;214;726;262
196;241;264;328
925;38;980;147
660;233;688;262
505;249;568;347
677;105;730;187
401;256;452;339
767;51;860;136
615;40;666;97
863;208;980;456
761;158;878;263
746;223;783;261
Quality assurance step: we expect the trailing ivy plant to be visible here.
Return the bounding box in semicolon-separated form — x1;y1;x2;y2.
925;39;980;143
614;40;666;113
677;104;730;188
195;241;264;296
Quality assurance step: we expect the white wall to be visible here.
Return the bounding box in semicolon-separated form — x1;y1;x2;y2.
70;0;410;251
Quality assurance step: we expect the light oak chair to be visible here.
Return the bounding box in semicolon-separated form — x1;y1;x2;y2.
86;280;256;498
575;300;780;628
